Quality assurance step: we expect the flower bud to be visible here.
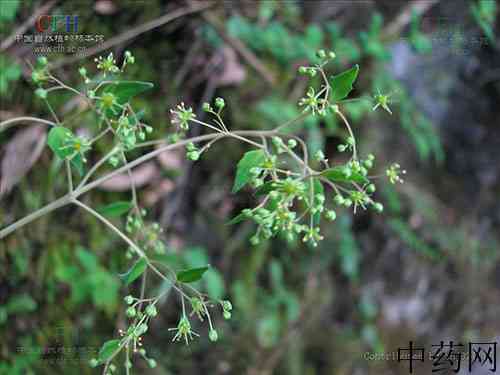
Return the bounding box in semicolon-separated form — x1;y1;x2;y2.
209;329;218;342
325;210;336;221
124;295;134;304
35;88;47;99
215;97;225;109
126;307;136;318
202;102;211;112
316;49;326;59
146;305;157;317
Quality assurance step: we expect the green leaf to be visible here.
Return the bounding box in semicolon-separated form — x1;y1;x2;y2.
321;166;368;184
330;65;359;102
97;201;133;217
102;81;154;105
177;266;209;283
98;339;121;363
232;149;266;193
47;127;74;159
47;126;84;175
120;258;147;285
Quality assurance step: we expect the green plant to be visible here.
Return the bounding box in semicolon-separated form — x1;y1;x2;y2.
0;50;404;373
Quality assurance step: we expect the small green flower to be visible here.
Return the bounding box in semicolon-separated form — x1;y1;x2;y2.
386;163;406;184
302;226;324;247
95;53;120;76
60;136;92;163
299;87;320;115
372;89;394;115
170;102;195;130
169;316;198;345
99;92;120;115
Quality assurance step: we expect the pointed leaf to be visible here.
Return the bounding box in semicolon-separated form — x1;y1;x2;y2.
232;149;266;193
177;266;209;283
120;258;147;285
330;65;359;101
98;339;120;363
97;201;133;217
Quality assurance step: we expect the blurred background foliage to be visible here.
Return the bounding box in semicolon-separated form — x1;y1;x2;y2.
1;0;499;374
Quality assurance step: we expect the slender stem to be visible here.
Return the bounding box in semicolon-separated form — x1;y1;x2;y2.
1;131;277;239
0;194;71;239
121;151;138;207
335;109;357;160
0;116;56;132
66;160;73;193
43;98;60;124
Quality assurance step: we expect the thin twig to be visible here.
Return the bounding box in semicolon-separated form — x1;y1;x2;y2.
0;116;56;132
